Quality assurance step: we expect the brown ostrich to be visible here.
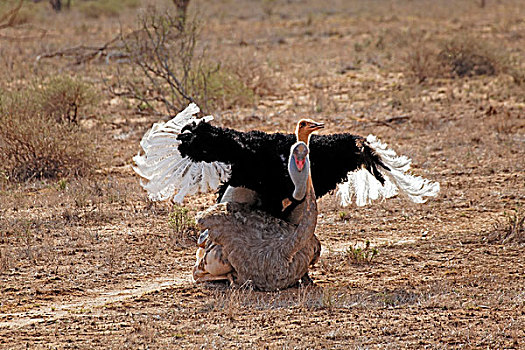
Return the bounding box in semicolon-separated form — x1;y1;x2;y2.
193;140;319;291
192;120;323;288
192;119;324;287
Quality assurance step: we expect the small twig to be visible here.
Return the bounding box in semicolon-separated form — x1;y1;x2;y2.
0;0;50;42
36;35;122;64
385;115;410;123
372;115;410;128
35;29;143;64
163;56;195;105
135;58;178;113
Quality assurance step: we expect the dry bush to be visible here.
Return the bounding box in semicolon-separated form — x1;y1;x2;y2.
487;208;524;245
406;34;524;84
0;247;9;271
438;36;498;78
0;77;98;181
0;216;50;271
121;7;255;114
406;40;443;83
228;57;282;99
36;76;98;123
219;51;285;100
482;105;524;134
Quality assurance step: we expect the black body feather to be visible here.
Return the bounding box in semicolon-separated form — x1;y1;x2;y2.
178;122;388;216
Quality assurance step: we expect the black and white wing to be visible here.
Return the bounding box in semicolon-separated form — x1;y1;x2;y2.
134;103;440;209
133;103;231;203
334;135;440;206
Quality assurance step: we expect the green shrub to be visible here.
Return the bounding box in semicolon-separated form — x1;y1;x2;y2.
168;205;198;243
0;77;98;181
345;240;378;265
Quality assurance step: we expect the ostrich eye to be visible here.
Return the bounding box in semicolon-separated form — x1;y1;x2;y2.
300;121;306;127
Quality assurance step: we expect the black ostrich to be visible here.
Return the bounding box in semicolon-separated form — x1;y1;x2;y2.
133;104;439;216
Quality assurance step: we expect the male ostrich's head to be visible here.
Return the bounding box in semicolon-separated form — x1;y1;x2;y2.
288;142;310;201
295;119;324;144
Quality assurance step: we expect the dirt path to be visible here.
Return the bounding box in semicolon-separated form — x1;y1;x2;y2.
0;236;411;330
0;274;191;330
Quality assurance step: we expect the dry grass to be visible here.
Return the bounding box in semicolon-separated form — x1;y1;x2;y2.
406;33;525;85
0;0;41;27
0;76;98;181
487;207;524;244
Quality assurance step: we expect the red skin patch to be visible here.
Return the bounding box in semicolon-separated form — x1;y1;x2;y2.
295;158;305;171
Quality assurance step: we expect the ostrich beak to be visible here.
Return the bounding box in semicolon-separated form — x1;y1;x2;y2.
309;122;324;131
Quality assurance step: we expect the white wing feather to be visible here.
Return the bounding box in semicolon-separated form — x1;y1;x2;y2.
133;103;231;203
337;134;440;207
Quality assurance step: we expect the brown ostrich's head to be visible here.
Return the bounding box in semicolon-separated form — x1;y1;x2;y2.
295;119;324;144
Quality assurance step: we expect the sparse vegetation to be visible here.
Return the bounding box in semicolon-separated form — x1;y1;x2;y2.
0;0;524;348
121;7;255;114
487;207;524;244
438;35;503;78
0;76;98;181
36;76;98;124
0;0;38;27
345;240;378;265
191;64;256;110
168;205;198;243
407;34;525;85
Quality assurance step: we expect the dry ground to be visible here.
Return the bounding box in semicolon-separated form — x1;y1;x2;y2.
1;0;524;348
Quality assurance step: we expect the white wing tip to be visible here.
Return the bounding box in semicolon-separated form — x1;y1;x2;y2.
133;104;229;203
337;134;440;206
